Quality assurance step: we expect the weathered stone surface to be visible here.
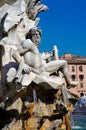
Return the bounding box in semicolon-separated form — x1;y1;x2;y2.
25;101;56;117
40;119;51;130
25;117;39;130
0;0;16;7
0;0;79;130
2;120;22;130
20;72;64;89
6;98;23;114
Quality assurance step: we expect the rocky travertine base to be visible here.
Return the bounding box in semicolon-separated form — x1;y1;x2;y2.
0;84;73;130
0;0;78;130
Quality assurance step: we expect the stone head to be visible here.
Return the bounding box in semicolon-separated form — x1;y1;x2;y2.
26;27;42;46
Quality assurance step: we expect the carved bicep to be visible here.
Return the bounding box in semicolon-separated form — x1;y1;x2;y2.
22;39;33;49
16;39;33;54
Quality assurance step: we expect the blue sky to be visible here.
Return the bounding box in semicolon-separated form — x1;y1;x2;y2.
38;0;86;56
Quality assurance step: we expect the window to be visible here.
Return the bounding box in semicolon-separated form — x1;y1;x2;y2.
79;66;83;72
71;75;76;81
80;83;83;88
79;75;84;81
80;93;84;97
72;66;75;72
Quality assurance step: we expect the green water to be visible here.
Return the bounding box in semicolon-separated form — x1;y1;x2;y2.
71;116;86;130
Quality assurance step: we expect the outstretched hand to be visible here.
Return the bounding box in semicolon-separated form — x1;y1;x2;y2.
23;63;32;74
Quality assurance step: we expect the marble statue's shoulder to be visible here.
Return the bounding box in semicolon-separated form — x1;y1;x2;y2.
22;39;33;49
23;39;33;44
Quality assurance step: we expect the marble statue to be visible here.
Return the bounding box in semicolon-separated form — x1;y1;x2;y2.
0;1;79;130
0;0;48;92
0;0;48;66
11;27;79;89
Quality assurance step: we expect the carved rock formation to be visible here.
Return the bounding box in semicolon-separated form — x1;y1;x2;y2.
0;0;79;130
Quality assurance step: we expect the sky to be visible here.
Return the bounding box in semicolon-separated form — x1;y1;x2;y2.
38;0;86;56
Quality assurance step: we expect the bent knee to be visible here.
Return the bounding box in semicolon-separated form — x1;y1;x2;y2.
60;60;67;66
63;60;67;65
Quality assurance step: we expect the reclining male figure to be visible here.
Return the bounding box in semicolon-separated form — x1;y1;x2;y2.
12;27;79;89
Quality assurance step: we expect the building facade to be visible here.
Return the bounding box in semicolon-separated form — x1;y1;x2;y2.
60;53;86;97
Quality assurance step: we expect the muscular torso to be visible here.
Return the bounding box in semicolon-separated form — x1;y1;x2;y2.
22;39;44;70
24;51;44;69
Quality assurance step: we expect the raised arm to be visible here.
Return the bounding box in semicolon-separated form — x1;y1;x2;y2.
41;52;53;60
53;45;59;60
41;45;59;61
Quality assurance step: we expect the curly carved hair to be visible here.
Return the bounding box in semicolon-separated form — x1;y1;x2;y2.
26;27;42;39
